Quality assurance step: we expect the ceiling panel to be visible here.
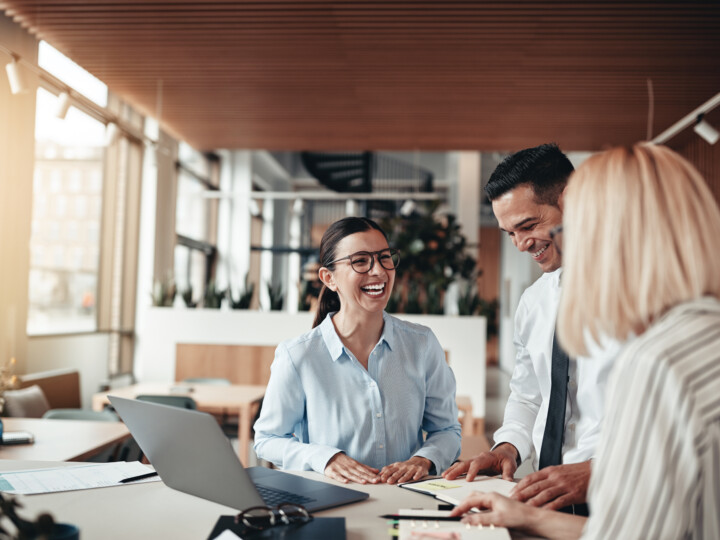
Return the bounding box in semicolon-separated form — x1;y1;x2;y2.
1;1;718;151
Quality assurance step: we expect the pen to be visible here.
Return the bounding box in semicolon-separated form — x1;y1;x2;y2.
379;515;462;521
119;471;159;484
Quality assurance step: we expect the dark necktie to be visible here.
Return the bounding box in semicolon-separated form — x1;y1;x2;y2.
539;331;570;469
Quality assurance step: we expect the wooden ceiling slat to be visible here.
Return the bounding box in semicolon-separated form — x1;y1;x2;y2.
2;0;718;151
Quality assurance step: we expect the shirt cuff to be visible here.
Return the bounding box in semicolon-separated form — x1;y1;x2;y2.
491;431;532;465
312;446;344;474
412;449;443;475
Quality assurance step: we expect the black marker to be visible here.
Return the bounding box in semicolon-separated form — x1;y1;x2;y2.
119;471;159;483
379;514;462;522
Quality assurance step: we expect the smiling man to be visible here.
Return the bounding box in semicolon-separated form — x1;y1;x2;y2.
443;144;618;516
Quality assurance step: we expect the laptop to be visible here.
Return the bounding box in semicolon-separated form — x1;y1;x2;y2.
109;395;369;512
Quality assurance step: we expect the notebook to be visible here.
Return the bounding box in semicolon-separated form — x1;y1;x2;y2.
394;509;510;540
109;396;369;512
398;476;515;506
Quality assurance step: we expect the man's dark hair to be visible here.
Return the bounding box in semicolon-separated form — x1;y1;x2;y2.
485;143;574;207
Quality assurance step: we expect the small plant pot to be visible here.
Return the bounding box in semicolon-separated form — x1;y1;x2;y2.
50;523;80;540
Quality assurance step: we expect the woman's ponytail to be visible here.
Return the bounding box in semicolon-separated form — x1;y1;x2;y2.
312;285;341;328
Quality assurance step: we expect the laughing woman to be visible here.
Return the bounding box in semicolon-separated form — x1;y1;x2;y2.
254;217;461;484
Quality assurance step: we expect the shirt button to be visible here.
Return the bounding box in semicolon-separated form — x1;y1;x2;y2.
376;413;382;418
568;380;577;390
568;423;575;431
379;444;384;449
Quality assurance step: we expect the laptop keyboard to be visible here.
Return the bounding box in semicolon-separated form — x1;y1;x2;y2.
256;484;316;506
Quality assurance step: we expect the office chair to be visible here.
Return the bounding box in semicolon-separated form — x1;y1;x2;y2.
135;395;197;409
43;408;120;422
181;377;231;386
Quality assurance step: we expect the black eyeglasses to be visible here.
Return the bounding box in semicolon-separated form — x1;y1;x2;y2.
234;503;313;532
327;249;400;274
550;225;563;256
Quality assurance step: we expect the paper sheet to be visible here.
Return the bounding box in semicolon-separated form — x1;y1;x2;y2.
399;476;515;506
0;462;161;495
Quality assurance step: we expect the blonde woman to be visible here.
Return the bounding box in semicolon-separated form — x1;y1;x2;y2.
450;144;720;539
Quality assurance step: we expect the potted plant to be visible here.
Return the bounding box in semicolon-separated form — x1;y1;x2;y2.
203;281;225;309
382;202;477;314
227;274;255;310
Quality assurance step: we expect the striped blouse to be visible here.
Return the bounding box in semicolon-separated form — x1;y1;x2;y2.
582;297;720;539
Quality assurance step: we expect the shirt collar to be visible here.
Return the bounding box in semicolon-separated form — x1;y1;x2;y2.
319;311;394;362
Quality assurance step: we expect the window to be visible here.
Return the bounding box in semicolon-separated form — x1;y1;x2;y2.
28;87;107;334
174;144;219;304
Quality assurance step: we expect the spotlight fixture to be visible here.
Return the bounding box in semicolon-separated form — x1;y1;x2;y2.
694;114;719;145
104;122;120;146
400;199;417;217
54;91;72;119
5;59;28;94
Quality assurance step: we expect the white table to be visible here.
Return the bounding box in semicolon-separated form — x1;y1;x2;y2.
0;461;540;539
0;418;130;462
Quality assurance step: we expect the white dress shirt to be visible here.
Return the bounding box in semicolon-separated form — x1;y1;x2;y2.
493;268;620;471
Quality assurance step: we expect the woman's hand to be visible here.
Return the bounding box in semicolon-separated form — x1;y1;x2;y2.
449;491;535;530
379;456;432;484
324;452;380;484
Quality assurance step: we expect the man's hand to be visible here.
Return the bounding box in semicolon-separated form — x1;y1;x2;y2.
324;452;380;484
511;460;591;509
379;456;432;485
442;443;518;482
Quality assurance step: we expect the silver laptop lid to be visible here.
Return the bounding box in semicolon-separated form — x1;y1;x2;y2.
109;395;265;510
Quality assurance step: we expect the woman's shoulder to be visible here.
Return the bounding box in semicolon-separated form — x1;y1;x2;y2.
384;312;435;338
277;324;326;358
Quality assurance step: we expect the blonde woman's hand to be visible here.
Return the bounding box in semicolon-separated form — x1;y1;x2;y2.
378;456;432;484
324;452;380;484
449;491;535;531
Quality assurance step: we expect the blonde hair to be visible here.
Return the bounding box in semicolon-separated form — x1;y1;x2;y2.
558;143;720;357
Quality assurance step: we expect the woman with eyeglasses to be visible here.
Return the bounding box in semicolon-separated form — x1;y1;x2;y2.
254;217;461;484
450;144;720;539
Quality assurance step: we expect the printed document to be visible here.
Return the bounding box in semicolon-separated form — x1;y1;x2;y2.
0;462;161;495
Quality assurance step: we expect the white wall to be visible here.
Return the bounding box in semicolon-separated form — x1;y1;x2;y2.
498;232;539;375
0;13;38;376
135;309;487;417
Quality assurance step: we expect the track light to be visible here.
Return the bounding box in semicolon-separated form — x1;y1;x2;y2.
694;114;719;145
400;200;417;217
5;59;28;94
104;122;120;146
54;91;72;119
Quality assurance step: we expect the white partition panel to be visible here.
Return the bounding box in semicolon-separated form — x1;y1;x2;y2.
137;308;486;418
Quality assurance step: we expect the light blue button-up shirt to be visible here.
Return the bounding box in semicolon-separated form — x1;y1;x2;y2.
253;312;461;474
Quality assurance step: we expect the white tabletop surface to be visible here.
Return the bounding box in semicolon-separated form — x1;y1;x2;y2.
0;461;539;539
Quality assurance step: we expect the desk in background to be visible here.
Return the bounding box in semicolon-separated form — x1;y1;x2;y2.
92;382;266;465
0;418;129;462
